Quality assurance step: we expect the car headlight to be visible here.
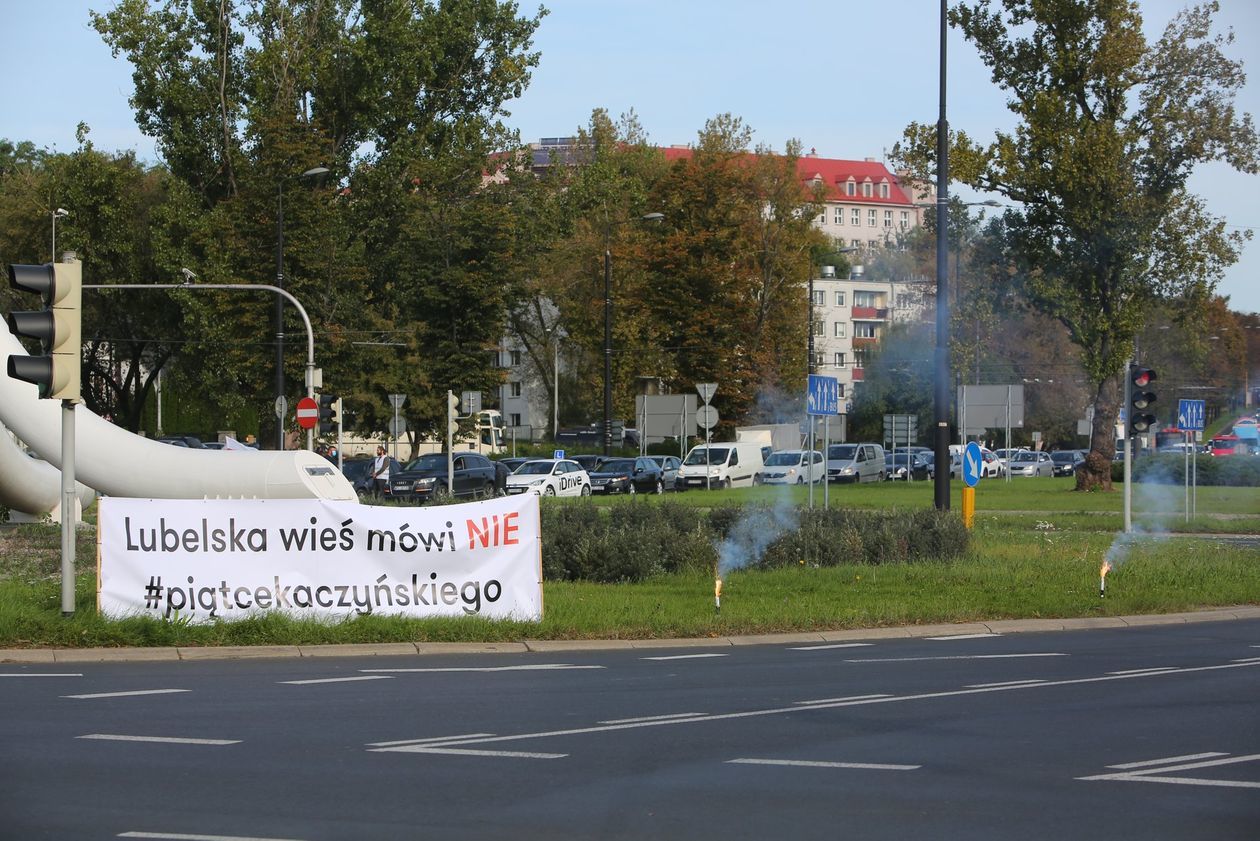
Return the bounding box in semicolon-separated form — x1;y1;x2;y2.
529;478;546;485
415;477;436;488
840;466;854;474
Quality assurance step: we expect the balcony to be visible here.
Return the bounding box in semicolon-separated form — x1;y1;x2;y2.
853;336;879;348
851;306;888;320
852;368;864;381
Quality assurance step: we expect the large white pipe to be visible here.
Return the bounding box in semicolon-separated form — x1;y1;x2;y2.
0;420;95;519
1;326;354;501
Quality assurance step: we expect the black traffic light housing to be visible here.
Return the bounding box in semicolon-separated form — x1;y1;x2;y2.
6;261;81;400
1128;364;1157;436
318;394;341;434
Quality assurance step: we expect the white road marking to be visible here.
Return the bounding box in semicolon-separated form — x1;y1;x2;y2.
965;679;1048;688
844;653;1068;663
728;758;919;771
641;653;728;661
78;734;239;746
367;733;495;748
370;745;566;759
280;675;394;685
1106;667;1178;675
0;673;83;677
63;689;190;700
794;694;892;705
599;713;707;724
379;659;1260;754
361;664;604;673
925;633;1002;641
1079;753;1260;789
1107;752;1229;770
789;643;873;651
120;832;309;840
1230;657;1260;664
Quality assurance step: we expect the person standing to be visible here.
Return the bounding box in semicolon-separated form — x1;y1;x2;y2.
371;445;391;497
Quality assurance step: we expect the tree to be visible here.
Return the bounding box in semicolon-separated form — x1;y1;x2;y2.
893;0;1257;489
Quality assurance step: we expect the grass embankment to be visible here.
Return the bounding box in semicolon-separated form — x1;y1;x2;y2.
2;477;1257;648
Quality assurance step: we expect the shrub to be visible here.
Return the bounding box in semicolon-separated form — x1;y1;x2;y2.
1113;454;1260;487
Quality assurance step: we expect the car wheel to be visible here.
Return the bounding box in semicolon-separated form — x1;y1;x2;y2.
654;479;664;494
481;482;496;499
719;478;730;490
544;485;556;496
432;484;450;503
581;483;592;497
628;483;636;496
796;476;805;485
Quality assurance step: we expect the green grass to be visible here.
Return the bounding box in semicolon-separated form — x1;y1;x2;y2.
2;479;1257;649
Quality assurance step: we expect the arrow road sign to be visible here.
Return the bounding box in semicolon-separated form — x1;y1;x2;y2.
962;441;983;488
1178;399;1205;431
807;374;839;416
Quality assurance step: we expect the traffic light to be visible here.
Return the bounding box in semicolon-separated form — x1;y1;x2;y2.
1128;364;1157;436
6;261;81;400
318;394;341;434
447;391;461;436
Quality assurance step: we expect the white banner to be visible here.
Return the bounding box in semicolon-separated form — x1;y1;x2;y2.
98;494;542;624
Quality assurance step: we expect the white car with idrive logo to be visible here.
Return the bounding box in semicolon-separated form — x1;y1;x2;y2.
504;459;592;497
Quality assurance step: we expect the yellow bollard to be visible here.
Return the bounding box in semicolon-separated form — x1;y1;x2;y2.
962;486;975;529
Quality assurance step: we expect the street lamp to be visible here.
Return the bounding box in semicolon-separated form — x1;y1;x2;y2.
275;166;330;449
545;324;565;440
51;208;69;262
603;211;664;455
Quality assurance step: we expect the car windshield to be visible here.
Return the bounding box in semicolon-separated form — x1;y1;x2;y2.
764;452;802;466
1051;452;1076;463
599;459;635;473
827;445;857;459
516;461;556;475
684;448;728;466
888;454;914;465
403;454;447;472
1011;453;1038;463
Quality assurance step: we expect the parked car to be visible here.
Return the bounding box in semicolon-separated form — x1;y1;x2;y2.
675;442;766;490
1050;450;1085;476
826;443;885;483
589;456;665;494
504;459;592;497
344;455;402;497
570;454;604;474
757;450;825;485
389;452;500;502
156;434;206;448
647;455;683;490
496;456;533;473
1006;450;1054;477
884;452;930;481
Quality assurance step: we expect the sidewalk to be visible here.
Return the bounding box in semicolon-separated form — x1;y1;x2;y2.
3;606;1258;663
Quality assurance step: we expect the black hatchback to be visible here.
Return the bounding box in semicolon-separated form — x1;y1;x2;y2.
589;456;665;495
389;452;501;502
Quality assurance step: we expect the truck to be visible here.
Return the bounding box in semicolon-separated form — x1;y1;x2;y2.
735;424;801;454
340;410;506;458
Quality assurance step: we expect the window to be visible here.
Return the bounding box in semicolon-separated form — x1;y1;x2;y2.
812;289;825;306
854;323;877;338
851;239;861;248
509;413;521;427
884;210;893;227
854;349;870;368
813;352;826;368
850;208;861;226
509;381;522;397
838;384;846;398
812;320;824;337
509;349;522;366
819;212;827;225
834;352;846;367
833;322;846;337
879;181;890;198
862;181;872;197
845;179;856;196
854;291;877;307
834;291;846;307
834;207;844;225
900;210;910;228
867;209;877;226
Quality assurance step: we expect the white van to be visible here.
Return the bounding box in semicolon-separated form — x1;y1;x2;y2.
677;442;767;490
825;442;885;483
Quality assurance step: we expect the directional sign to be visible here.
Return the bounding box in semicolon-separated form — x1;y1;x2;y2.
1178;399;1205;431
962;441;983;488
295;396;318;430
807;374;840;416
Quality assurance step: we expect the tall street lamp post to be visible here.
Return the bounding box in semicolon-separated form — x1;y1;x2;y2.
933;0;951;511
275;166;330;449
603;211;664;455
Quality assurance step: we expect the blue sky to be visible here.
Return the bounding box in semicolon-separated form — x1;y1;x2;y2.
2;0;1256;312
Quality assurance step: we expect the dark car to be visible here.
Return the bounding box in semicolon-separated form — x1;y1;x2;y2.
1050;450;1084;477
343;456;402;497
497;457;533;474
389;452;500;502
571;454;604;474
157;435;206;448
884;452;930;481
647;455;683;490
589;456;665;494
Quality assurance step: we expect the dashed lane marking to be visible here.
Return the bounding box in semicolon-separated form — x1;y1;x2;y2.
843;653;1067;663
789;643;874;651
367;733;495;748
360;664;604;673
925;633;1002;641
793;694;892;705
1078;753;1260;789
369;745;567;759
965;679;1048;689
641;653;728;661
119;832;309;840
78;734;240;746
599;713;707;724
280;675;394;685
728;758;920;771
63;689;190;700
1107;752;1229;770
0;673;83;677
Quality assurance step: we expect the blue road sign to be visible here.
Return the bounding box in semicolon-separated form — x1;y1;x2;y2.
962;441;984;488
807;374;840;416
1177;399;1205;431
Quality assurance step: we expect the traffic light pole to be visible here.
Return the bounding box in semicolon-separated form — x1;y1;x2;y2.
1123;360;1133;534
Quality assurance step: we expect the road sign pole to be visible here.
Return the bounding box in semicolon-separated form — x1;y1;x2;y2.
961;486;975;529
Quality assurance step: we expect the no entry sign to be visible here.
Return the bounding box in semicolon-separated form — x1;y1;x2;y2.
295;396;318;429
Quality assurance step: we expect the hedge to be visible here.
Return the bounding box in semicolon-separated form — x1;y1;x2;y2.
1112;454;1260;487
540;500;969;583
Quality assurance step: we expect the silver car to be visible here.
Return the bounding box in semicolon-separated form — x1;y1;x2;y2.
1006;450;1054;477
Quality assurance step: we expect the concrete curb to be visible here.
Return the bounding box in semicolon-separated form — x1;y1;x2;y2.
1;606;1255;663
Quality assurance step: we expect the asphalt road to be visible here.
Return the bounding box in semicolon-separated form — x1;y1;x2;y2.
2;620;1257;840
